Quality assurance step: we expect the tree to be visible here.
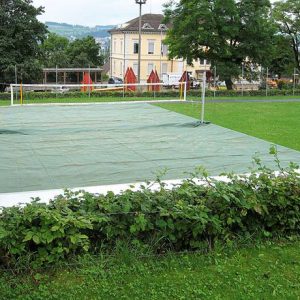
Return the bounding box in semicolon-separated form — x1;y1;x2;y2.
66;36;104;67
0;0;47;89
268;35;295;78
273;0;300;70
40;35;104;68
40;33;70;67
164;0;276;89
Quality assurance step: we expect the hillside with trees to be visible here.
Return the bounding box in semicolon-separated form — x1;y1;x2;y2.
45;22;114;39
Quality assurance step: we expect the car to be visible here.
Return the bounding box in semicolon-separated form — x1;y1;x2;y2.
108;77;123;85
190;77;201;89
51;86;70;93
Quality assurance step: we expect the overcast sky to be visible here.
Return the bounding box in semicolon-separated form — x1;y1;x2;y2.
32;0;167;26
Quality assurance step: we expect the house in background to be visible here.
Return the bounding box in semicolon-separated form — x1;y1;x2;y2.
109;14;209;82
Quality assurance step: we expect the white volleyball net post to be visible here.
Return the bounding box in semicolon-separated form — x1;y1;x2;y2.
9;82;188;106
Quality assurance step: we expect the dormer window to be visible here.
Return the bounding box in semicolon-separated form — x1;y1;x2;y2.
158;24;168;31
142;23;154;30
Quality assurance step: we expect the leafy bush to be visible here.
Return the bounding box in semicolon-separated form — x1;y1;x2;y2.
277;80;294;90
1;88;300;102
0;149;299;268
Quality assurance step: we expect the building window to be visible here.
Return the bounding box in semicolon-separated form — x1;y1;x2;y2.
178;61;184;74
133;41;139;54
113;61;116;75
148;63;154;75
133;63;138;76
114;39;117;53
162;63;168;74
162;44;168;56
120;40;123;54
142;23;154;30
148;40;155;55
158;24;168;31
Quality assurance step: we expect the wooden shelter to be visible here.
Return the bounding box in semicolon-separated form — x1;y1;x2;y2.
43;68;103;84
147;70;160;91
124;67;137;91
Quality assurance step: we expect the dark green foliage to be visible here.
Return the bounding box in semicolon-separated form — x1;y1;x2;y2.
0;0;47;89
66;36;103;67
40;33;70;68
0;151;299;268
0;201;92;267
268;35;295;78
40;33;104;68
273;0;300;70
1;88;300;102
164;0;276;89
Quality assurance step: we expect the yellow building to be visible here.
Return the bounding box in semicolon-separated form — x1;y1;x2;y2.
109;14;209;82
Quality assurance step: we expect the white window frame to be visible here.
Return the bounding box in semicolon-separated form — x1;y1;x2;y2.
133;62;138;76
120;40;123;54
148;40;155;55
148;63;154;75
162;63;168;74
133;40;139;54
162;44;168;56
120;61;123;76
113;61;116;75
114;39;117;53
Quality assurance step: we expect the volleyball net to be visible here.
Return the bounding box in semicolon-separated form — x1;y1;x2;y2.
9;82;188;106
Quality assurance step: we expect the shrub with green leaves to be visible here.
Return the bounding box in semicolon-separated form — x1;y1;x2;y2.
0;149;299;268
1;88;300;102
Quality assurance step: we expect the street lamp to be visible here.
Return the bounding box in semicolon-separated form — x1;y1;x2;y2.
293;68;299;96
135;0;147;84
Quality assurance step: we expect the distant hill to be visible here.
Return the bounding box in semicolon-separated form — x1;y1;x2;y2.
45;22;115;39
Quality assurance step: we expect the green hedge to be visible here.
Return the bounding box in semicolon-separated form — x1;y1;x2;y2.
1;88;300;102
0;150;299;268
202;89;300;97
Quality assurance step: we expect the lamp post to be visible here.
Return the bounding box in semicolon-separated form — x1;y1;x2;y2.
135;0;147;84
293;68;299;96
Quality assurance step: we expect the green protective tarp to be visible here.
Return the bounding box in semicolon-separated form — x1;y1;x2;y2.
0;103;299;193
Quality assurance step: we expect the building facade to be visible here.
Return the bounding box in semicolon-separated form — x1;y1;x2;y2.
109;14;209;82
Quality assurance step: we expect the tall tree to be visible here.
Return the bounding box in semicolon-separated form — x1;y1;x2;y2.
66;36;104;67
268;35;295;78
273;0;300;70
0;0;47;89
40;33;70;67
164;0;276;89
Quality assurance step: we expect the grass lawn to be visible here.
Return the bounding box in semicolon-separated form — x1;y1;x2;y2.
1;98;300;299
190;94;300;101
156;101;300;151
1;240;300;299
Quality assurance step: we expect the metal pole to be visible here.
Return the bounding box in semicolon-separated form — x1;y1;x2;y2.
266;67;268;97
293;68;296;96
10;84;14;106
201;61;207;124
213;66;216;98
242;63;244;97
56;65;58;98
55;65;58;85
160;29;163;79
110;35;112;78
15;65;17;100
88;65;91;99
138;3;142;84
20;81;23;105
184;81;187;101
